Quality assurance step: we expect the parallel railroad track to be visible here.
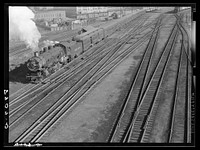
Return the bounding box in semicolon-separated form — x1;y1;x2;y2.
175;13;193;143
107;15;180;143
167;14;192;143
107;13;192;143
9;14;157;142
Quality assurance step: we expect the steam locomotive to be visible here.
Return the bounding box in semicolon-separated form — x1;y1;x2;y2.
26;10;146;83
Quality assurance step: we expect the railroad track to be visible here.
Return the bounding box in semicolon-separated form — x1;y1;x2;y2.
167;31;187;143
9;13;153;103
167;15;192;143
9;14;159;142
175;14;192;63
107;13;192;143
9;48;32;57
107;15;180;142
120;24;178;143
175;14;193;143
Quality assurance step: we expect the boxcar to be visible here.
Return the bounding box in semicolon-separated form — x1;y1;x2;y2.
78;35;92;52
60;41;83;59
90;31;100;45
98;28;105;40
73;26;99;41
68;41;83;58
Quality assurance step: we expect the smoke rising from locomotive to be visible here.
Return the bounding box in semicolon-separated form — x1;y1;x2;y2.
9;6;41;51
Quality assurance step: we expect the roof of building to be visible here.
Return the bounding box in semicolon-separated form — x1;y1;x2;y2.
35;10;66;14
34;7;77;19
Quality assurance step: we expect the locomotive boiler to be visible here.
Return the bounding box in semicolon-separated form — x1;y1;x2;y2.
26;41;69;83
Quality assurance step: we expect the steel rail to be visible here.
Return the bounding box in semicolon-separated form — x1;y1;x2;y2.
126;24;178;143
107;16;163;143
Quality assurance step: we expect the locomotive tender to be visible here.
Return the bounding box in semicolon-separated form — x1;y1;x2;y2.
26;10;146;83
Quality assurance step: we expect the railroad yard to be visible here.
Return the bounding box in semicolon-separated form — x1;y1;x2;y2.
8;7;194;144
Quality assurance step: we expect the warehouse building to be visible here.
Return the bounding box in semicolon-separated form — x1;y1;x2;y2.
34;10;66;21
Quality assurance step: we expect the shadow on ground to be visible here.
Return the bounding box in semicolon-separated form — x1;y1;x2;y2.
9;62;30;84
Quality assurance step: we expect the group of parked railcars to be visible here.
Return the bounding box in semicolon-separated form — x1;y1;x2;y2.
26;10;146;83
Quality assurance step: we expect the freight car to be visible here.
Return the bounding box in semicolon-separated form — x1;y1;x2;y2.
73;26;105;51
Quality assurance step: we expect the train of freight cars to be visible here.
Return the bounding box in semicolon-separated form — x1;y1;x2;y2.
26;10;145;83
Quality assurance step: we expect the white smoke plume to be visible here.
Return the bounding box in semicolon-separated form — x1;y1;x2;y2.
43;40;59;47
9;6;41;51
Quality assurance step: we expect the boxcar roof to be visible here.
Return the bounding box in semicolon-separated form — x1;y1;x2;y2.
75;26;99;40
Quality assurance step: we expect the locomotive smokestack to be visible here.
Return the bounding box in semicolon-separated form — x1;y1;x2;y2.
9;6;41;51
